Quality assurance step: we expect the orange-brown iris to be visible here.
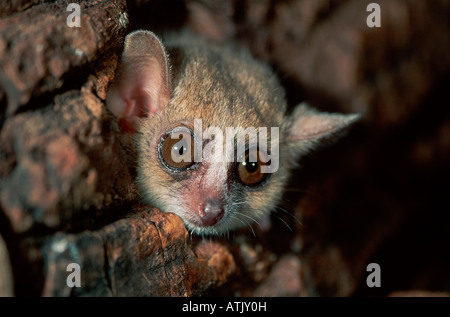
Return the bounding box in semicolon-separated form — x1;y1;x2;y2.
160;131;195;170
236;149;270;186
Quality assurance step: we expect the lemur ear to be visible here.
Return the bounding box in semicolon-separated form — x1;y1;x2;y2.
285;102;360;155
106;30;171;133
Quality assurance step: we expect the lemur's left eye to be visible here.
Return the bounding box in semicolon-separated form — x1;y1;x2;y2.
160;130;195;170
235;148;270;186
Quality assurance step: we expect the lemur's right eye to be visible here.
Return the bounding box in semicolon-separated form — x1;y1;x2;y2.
235;148;270;186
160;130;195;170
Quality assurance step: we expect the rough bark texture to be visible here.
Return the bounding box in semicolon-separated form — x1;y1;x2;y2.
1;0;450;297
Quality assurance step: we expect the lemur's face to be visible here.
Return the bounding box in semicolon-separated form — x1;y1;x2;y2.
106;30;359;236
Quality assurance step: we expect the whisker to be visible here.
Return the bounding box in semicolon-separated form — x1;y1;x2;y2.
246;221;256;237
190;228;195;243
231;215;256;237
240;218;256;237
272;214;293;231
235;211;261;227
282;187;313;194
284;188;326;201
274;206;303;227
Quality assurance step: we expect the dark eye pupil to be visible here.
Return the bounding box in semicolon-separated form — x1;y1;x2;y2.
244;161;258;173
176;145;186;155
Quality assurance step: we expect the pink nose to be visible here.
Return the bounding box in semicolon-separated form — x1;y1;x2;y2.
199;200;224;226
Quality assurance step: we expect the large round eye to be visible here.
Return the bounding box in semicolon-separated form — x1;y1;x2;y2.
160;130;195;170
235;149;270;186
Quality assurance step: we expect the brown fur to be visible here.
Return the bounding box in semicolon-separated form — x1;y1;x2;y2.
107;30;359;236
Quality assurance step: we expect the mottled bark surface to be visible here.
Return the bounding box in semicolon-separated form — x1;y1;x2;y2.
1;0;450;297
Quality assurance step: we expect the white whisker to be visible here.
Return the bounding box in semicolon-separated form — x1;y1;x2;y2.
274;206;303;226
233;214;256;237
273;214;293;231
235;211;261;227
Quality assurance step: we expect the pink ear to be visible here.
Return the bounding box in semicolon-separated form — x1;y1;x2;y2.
286;103;358;141
285;103;360;155
106;30;171;133
286;103;360;141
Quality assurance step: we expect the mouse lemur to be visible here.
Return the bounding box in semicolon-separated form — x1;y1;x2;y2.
106;30;359;236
